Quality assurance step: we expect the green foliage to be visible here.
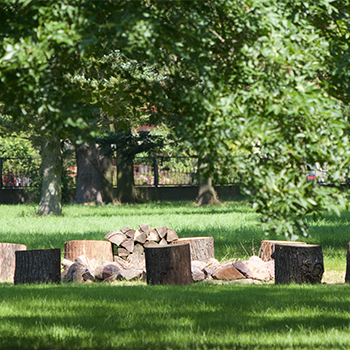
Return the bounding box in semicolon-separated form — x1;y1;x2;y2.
122;0;350;238
2;1;350;235
0;136;40;184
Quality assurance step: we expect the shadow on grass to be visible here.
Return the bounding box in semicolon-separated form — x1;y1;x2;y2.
1;283;350;349
306;211;350;250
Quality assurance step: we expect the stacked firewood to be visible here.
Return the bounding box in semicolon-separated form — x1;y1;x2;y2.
104;223;179;268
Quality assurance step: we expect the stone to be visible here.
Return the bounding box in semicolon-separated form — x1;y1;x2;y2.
94;265;104;280
75;255;89;266
242;256;273;281
204;266;216;277
206;258;221;268
82;267;95;282
119;269;143;281
212;264;244;280
64;262;85;282
102;264;121;280
233;260;254;278
191;260;207;271
191;266;206;282
264;260;275;280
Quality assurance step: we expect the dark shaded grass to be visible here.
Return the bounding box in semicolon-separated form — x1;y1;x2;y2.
1;283;350;349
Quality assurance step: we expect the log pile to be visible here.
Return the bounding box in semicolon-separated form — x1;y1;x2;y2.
61;253;275;284
104;224;179;269
61;255;145;283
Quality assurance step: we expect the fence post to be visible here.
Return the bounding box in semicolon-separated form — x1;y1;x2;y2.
0;158;2;189
153;156;159;187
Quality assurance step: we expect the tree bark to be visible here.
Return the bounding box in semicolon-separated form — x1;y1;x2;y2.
38;136;62;215
196;176;221;206
259;240;307;262
64;240;113;265
0;243;26;282
195;157;221;206
14;248;61;284
101;155;114;204
175;237;215;262
345;242;350;283
116;154;137;203
74;142;103;205
274;243;324;284
145;242;192;285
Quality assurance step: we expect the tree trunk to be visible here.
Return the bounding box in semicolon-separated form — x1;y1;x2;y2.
38;136;62;215
195;156;221;206
0;243;26;282
116;155;137;203
14;248;61;284
64;240;113;265
74;142;103;205
274;243;324;284
145;242;192;285
345;242;350;283
101;155;114;204
259;240;307;262
175;237;215;262
196;176;221;206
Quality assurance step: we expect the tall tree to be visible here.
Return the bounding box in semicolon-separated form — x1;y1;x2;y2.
123;0;350;238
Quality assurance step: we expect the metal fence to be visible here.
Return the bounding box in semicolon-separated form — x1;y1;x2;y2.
0;155;201;188
0;157;41;188
0;155;242;189
134;156;198;187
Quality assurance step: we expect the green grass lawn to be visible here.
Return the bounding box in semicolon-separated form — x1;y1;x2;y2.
0;200;350;349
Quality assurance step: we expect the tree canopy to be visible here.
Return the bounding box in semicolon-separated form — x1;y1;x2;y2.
1;0;350;238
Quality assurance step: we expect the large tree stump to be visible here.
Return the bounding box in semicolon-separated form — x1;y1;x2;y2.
274;243;324;284
259;240;307;262
64;240;113;264
145;242;192;285
0;243;27;282
14;248;61;285
345;243;350;283
175;237;215;262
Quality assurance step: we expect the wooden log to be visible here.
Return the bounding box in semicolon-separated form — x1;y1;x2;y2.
134;230;147;244
175;237;214;262
104;231;126;246
147;228;160;242
125;229;136;240
274;243;324;284
166;228;179;242
345;242;350;283
259;240;307;262
0;243;27;282
121;238;134;253
64;240;113;264
139;223;150;235
155;226;167;239
145;242;192;285
117;247;130;257
14;248;61;285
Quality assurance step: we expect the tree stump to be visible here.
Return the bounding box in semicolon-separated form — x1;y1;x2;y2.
14;248;61;285
175;237;215;262
274;243;324;284
145;242;192;285
64;240;113;264
259;240;307;262
0;243;27;282
345;243;350;283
